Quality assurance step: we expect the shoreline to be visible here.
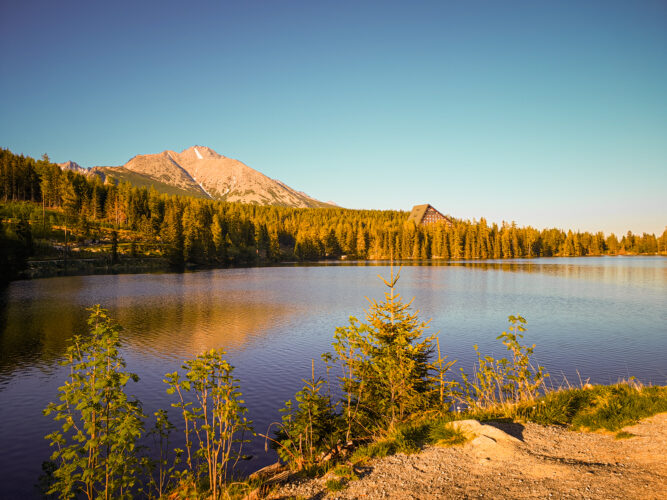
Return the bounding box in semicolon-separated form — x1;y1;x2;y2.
267;412;667;499
12;253;667;282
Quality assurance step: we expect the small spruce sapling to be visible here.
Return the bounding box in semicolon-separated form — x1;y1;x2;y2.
272;360;341;470
429;337;458;412
340;265;435;431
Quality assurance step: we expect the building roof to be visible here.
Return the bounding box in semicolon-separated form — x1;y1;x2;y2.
407;204;451;225
407;204;431;224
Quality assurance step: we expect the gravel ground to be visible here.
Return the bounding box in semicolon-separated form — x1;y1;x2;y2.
267;413;667;499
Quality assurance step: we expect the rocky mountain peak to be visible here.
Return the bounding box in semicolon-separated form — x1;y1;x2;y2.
58;146;335;208
181;145;222;160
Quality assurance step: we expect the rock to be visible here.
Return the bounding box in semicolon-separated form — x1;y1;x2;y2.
449;419;521;444
471;435;498;447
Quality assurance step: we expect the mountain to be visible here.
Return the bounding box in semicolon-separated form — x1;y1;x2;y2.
61;146;333;208
57;160;87;175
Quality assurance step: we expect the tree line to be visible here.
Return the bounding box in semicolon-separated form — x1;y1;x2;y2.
1;146;665;279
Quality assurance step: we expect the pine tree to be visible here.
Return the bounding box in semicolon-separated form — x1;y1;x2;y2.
161;202;184;267
333;265;435;431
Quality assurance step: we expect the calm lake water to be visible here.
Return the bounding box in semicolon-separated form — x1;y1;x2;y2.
0;257;665;497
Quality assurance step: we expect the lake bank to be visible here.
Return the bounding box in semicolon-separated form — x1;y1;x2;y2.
12;253;667;281
268;412;667;499
16;255;171;280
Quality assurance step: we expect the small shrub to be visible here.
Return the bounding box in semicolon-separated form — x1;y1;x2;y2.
272;360;341;470
460;316;548;411
146;409;180;499
428;337;459;413
164;348;253;499
614;431;635;440
43;306;144;499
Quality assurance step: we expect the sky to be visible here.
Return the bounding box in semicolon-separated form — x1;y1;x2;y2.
1;0;665;235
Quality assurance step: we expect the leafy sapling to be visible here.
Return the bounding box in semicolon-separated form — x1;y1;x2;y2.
164;348;253;499
44;305;145;500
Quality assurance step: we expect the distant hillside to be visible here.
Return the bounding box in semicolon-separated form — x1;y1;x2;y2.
90;166;209;199
60;146;333;208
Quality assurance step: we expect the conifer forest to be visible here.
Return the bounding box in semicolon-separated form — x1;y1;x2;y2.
1;147;665;281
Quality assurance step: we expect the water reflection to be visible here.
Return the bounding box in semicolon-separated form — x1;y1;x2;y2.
0;273;299;382
292;257;667;290
119;299;296;361
0;292;87;379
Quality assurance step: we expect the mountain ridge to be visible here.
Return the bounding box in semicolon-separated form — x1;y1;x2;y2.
58;146;334;208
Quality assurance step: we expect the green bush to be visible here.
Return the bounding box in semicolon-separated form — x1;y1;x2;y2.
271;360;341;470
331;266;436;437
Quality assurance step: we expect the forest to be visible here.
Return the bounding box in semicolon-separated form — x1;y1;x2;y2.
1;147;666;280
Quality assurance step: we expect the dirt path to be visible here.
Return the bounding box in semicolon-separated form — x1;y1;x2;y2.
269;413;667;499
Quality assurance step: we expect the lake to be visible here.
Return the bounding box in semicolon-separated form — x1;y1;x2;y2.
0;257;665;497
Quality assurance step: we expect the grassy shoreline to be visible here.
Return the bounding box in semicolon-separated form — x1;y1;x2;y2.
261;381;667;497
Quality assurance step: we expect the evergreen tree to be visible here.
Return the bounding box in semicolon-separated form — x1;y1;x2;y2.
332;266;434;431
161;202;184;268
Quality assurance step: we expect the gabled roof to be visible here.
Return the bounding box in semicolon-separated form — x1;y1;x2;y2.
407;204;451;225
407;204;430;224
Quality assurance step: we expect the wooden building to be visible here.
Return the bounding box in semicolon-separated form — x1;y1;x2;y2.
407;204;452;226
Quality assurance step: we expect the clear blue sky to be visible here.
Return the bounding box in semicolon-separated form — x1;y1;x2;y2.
1;0;665;235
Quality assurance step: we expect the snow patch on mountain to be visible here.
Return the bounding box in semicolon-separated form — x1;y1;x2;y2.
192;175;212;198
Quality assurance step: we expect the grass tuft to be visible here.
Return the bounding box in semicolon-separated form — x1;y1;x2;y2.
501;382;666;432
351;439;396;464
325;478;346;492
614;431;636;440
390;422;431;454
332;464;358;481
428;420;469;447
571;385;666;432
